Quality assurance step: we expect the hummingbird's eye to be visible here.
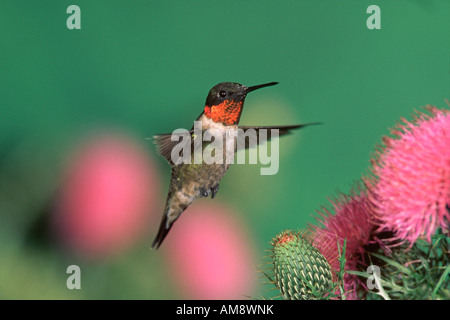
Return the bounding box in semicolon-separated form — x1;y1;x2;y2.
219;90;227;98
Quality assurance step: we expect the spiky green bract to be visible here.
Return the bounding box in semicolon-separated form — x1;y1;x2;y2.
270;230;333;300
348;229;450;300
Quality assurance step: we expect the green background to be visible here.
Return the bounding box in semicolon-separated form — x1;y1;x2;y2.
0;0;449;299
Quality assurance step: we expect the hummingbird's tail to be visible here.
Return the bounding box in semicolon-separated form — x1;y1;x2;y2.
152;190;193;249
151;212;173;249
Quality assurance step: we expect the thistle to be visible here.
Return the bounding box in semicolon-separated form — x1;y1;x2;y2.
261;105;450;300
269;230;334;300
368;106;450;245
311;186;376;299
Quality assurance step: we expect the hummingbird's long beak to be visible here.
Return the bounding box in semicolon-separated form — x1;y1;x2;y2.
245;82;279;94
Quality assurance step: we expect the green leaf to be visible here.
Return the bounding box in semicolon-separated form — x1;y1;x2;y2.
431;265;450;299
370;252;412;275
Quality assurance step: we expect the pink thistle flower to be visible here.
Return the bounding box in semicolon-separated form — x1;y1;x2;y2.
368;106;450;245
311;187;376;299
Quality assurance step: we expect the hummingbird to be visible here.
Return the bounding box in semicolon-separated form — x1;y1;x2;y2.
151;82;317;249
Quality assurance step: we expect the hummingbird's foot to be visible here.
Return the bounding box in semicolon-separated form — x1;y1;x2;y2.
199;187;210;198
211;184;219;199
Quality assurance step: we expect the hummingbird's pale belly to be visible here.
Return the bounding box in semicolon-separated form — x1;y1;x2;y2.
178;152;232;197
182;127;236;194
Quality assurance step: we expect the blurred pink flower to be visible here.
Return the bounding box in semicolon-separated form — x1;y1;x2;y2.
54;132;160;259
368;106;450;245
163;202;256;299
311;188;375;299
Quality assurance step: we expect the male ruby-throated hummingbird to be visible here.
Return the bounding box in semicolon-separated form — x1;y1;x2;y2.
152;82;317;249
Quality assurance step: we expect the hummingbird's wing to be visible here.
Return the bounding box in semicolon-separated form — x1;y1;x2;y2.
153;130;219;165
153;131;194;165
238;123;321;149
153;123;321;161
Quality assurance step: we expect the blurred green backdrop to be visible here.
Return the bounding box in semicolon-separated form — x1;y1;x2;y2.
0;0;449;299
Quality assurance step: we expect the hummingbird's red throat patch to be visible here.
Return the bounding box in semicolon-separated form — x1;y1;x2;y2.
204;100;243;125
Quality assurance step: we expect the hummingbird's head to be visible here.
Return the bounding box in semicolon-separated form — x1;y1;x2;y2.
204;82;278;125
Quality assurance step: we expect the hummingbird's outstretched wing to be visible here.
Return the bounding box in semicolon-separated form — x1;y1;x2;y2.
153;131;194;165
238;123;321;149
153;123;321;162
